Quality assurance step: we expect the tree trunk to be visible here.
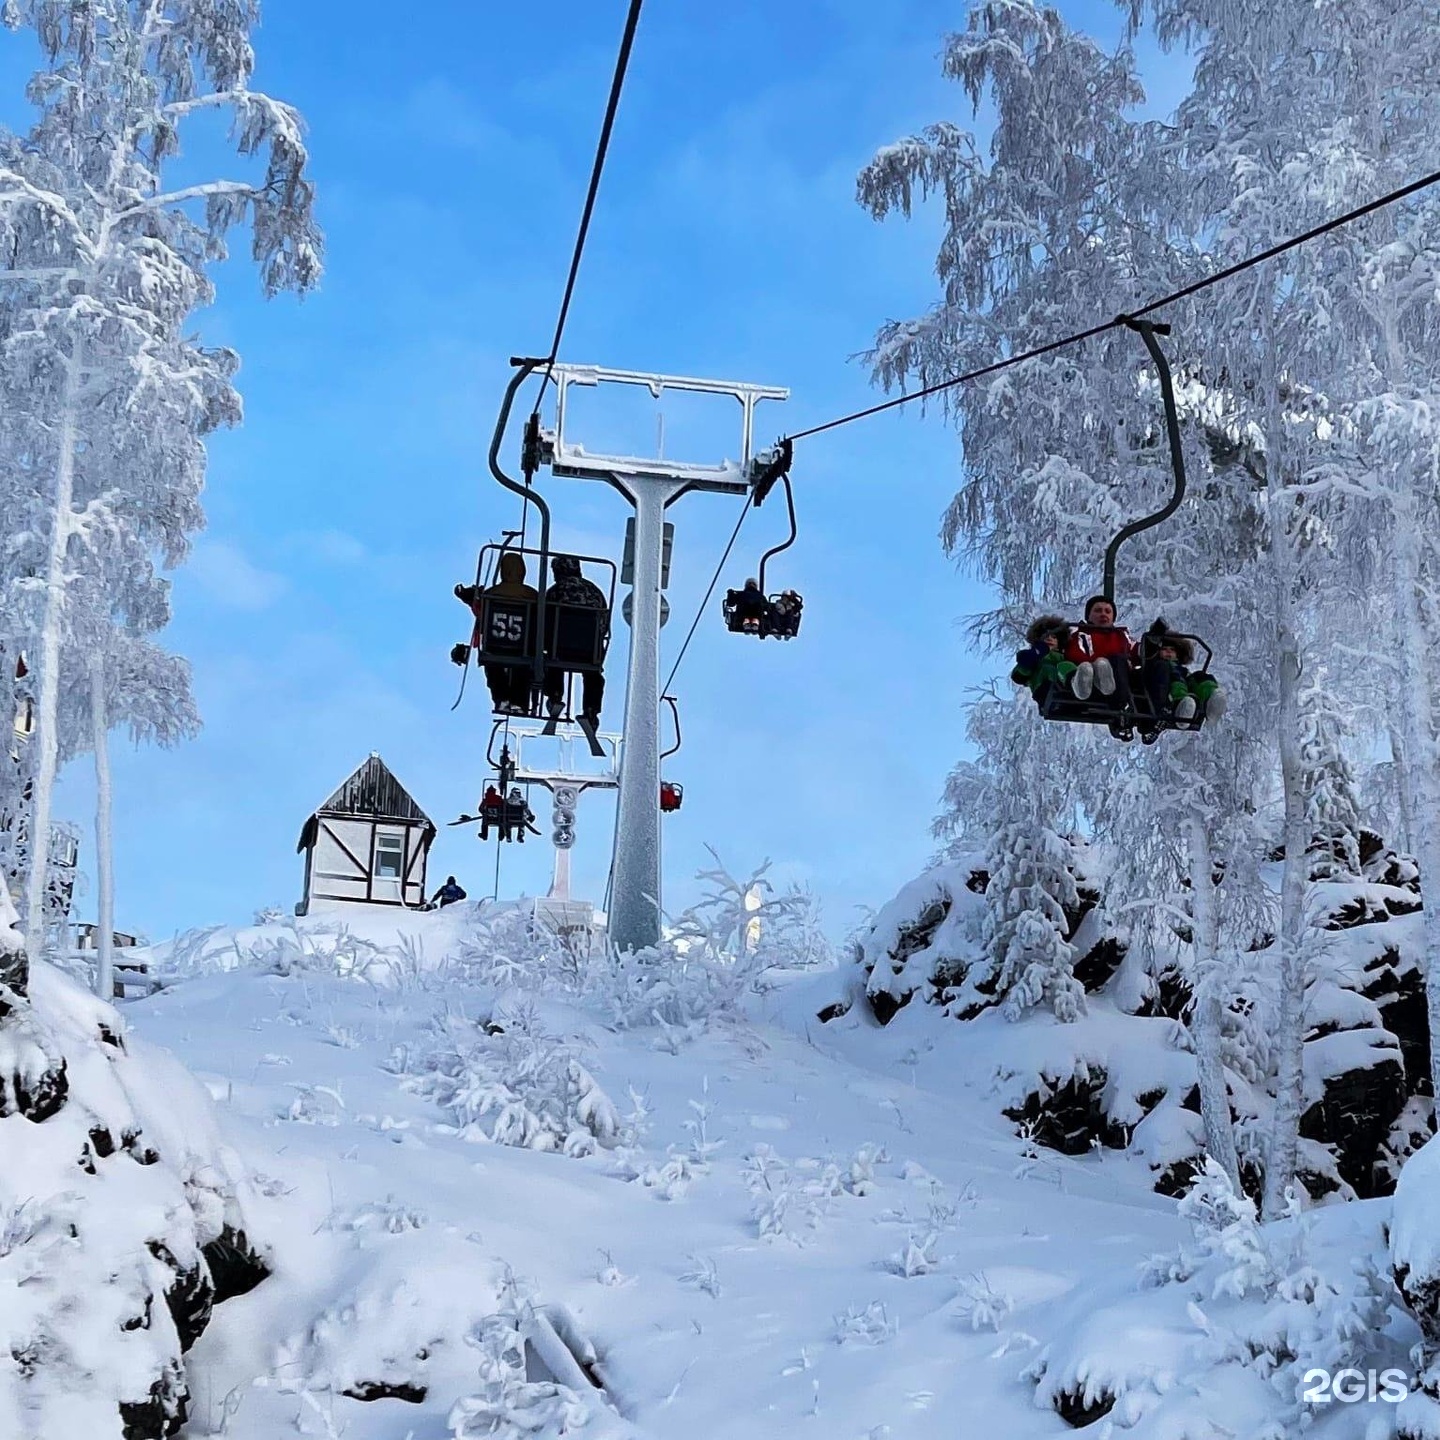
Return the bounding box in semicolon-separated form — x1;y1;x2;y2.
1264;638;1310;1218
90;654;114;1002
23;343;83;961
1184;816;1241;1190
1390;493;1440;1099
1387;719;1414;855
1260;320;1311;1220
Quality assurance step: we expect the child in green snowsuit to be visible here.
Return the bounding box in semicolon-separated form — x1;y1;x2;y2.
1141;622;1226;724
1011;615;1079;706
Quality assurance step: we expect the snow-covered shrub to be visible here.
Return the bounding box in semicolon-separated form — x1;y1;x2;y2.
592;855;831;1037
1027;1159;1401;1435
404;1009;621;1155
950;1272;1014;1331
834;1302;897;1347
742;1145;848;1243
447;1287;614;1440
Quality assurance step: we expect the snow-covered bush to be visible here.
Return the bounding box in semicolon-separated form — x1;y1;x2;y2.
1026;1160;1403;1435
593;855;832;1037
403;1007;621;1156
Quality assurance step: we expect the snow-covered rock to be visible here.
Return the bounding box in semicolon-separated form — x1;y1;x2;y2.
0;887;269;1439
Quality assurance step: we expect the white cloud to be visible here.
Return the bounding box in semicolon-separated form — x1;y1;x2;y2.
185;539;288;612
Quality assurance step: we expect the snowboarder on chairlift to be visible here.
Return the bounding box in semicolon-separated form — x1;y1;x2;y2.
478;785;505;841
430;875;467;908
1011;615;1078;707
505;786;539;843
542;556;609;727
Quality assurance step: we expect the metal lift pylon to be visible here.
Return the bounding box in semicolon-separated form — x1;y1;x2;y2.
533;364;788;956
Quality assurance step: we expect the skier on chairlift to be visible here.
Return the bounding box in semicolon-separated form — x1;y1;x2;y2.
478;784;505;841
770;589;803;639
542;556;609;727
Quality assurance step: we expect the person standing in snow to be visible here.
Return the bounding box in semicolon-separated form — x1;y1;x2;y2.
1011;615;1079;707
430;876;467;907
541;556;609;727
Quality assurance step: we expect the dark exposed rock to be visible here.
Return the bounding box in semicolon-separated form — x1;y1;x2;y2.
1005;1069;1130;1156
149;1242;214;1353
1072;936;1124;992
119;1363;189;1439
0;945;27;1001
867;988;910;1027
1135;968;1192;1021
964;868;989;894
1324;892;1401;931
1053;1384;1116;1427
342;1380;428;1404
0;1034;67;1122
815;1000;849;1024
1363;949;1432;1095
202;1225;271;1305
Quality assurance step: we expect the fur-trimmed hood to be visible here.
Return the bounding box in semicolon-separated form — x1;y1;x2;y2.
1147;620;1194;665
1025;614;1071;646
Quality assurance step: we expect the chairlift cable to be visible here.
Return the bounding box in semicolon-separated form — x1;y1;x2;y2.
663;496;751;695
781;165;1440;445
532;0;646;415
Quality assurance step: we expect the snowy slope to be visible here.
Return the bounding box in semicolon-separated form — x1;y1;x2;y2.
96;900;1418;1439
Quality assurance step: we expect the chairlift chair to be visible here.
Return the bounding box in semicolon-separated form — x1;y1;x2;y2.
659;695;683;812
1038;625;1216;738
456;540;617;731
1032;318;1218;742
723;445;804;640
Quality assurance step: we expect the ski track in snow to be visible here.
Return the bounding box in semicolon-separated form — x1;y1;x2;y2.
124;905;1184;1439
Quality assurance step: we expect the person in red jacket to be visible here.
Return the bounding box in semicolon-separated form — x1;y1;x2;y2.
1065;595;1139;738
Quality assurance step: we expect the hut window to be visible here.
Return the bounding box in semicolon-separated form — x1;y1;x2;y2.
375;834;404;879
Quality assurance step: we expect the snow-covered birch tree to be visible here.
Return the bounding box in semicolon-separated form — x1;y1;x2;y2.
0;0;320;963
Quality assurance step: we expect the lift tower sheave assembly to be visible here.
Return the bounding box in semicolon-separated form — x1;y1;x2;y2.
534;364;788;955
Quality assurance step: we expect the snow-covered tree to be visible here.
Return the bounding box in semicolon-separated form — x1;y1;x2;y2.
0;0;320;962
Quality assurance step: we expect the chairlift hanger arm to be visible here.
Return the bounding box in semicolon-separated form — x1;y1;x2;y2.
757;472;798;595
661;694;681;761
492;358;551;679
1102;318;1187;605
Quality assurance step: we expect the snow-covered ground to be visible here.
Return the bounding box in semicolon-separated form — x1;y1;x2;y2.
68;899;1421;1438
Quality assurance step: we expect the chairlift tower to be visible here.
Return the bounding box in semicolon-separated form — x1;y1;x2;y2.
538;365;787;954
505;721;621;901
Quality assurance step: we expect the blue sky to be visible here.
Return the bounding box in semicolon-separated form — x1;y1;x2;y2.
30;0;1189;941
